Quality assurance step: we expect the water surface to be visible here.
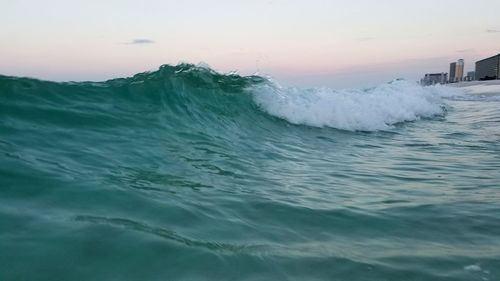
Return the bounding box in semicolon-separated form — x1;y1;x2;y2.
1;65;499;280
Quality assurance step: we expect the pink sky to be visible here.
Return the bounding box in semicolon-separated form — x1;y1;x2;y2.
1;0;500;88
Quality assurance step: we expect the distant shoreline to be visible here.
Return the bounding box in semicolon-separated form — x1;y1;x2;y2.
447;80;500;87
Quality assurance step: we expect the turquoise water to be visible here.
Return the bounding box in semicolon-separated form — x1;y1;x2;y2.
1;64;499;280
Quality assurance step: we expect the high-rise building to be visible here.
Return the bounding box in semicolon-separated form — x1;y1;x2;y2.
449;62;456;83
475;54;500;80
449;59;464;82
456;59;464;81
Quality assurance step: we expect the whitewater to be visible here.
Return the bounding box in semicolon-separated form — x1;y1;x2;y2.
1;64;499;281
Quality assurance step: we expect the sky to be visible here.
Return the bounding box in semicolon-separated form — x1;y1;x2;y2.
1;0;500;89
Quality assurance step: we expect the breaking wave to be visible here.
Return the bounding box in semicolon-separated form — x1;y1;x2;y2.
0;63;463;132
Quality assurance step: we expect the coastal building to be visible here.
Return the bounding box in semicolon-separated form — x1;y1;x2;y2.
421;73;447;86
449;62;456;83
456;59;464;81
466;71;475;81
475;54;500;80
449;59;464;82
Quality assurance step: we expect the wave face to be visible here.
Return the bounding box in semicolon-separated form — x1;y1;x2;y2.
1;64;500;281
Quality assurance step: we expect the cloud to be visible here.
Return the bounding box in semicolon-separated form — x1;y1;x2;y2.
124;39;155;45
486;29;500;33
456;48;474;53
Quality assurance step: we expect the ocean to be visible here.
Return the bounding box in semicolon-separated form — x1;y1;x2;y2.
1;64;499;280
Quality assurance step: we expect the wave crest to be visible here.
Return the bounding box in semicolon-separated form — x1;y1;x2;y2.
252;80;461;131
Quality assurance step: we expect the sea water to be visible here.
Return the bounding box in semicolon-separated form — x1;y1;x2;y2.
1;64;499;280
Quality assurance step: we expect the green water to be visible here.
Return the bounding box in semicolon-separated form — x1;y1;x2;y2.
1;64;499;280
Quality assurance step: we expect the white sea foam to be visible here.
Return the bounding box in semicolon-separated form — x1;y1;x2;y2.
252;80;462;131
464;264;482;271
